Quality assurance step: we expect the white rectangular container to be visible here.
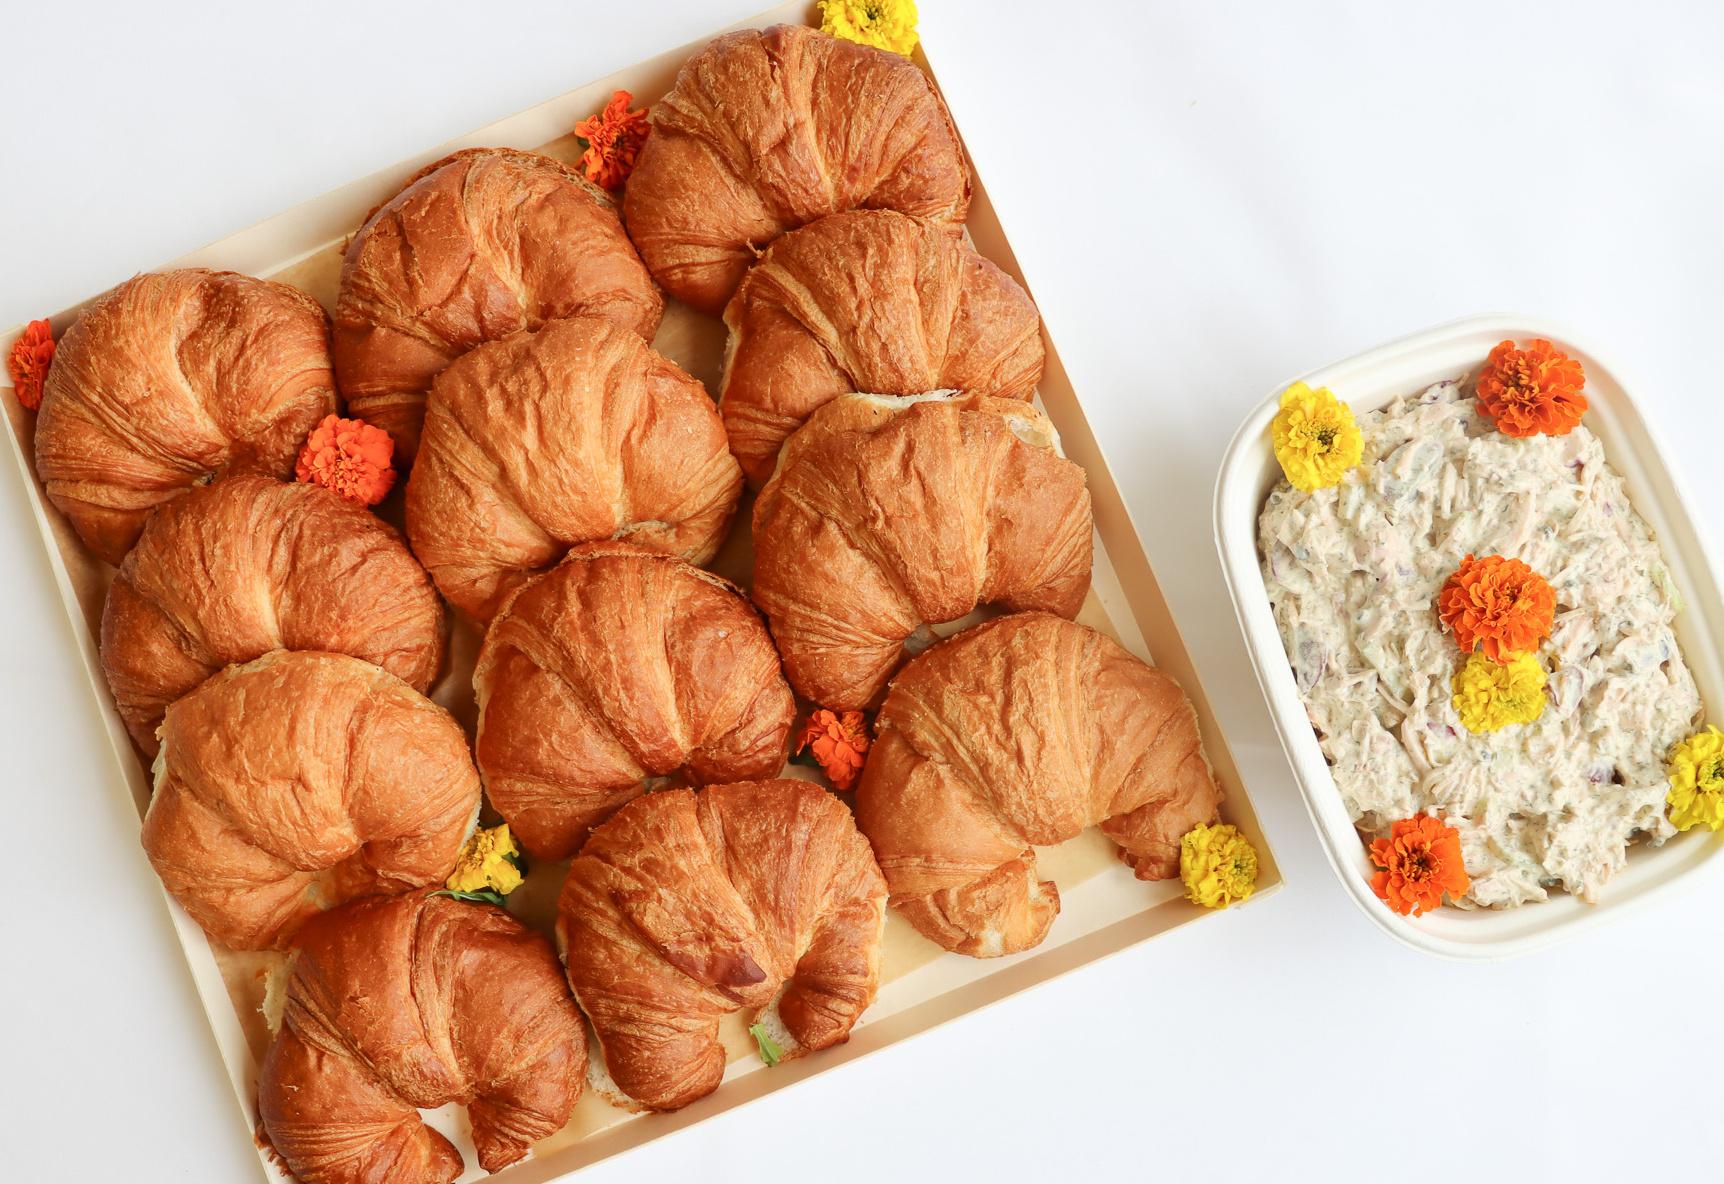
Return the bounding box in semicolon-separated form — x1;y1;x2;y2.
1215;314;1724;959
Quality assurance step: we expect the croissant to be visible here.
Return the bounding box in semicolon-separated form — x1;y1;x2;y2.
33;269;336;564
475;543;795;860
855;612;1223;957
333;147;663;462
751;392;1092;709
100;475;445;756
720;210;1044;486
558;779;887;1112
622;25;970;315
259;894;586;1184
142;651;481;950
405;316;743;622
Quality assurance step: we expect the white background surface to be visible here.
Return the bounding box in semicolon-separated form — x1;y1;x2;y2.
2;2;1722;1181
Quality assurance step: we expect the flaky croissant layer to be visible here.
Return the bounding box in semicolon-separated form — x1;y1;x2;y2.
623;24;971;315
334;147;663;463
259;894;587;1184
720;209;1044;486
100;474;446;756
856;612;1224;957
35;268;337;564
558;780;887;1112
752;392;1094;710
475;542;797;860
143;651;480;951
406;316;743;623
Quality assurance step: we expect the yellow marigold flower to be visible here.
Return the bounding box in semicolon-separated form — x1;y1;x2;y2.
1180;822;1258;909
1451;651;1548;734
1668;725;1724;832
446;823;525;896
819;0;919;57
1271;382;1363;493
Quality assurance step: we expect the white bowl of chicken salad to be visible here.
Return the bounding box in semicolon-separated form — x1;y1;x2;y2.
1216;315;1724;958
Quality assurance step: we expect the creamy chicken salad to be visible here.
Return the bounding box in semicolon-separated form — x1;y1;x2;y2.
1260;380;1702;907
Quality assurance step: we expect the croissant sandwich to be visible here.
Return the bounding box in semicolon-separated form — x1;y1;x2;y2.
100;474;445;755
33;269;336;564
623;25;970;315
334;147;664;462
475;543;795;860
856;612;1223;957
752;391;1093;709
259;894;586;1184
558;780;887;1112
142;651;481;951
721;210;1044;486
406;315;743;622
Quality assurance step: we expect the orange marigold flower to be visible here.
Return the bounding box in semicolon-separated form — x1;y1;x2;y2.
7;319;56;411
1368;813;1471;916
295;414;396;506
795;708;871;790
1437;553;1556;664
1475;338;1588;437
574;89;651;191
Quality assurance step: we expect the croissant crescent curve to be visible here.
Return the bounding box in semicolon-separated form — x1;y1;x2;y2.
557;780;887;1112
475;542;797;860
142;652;482;951
622;25;970;315
751;392;1093;709
99;475;446;756
33;268;337;564
259;894;586;1184
96;475;448;758
855;612;1224;957
720;210;1045;486
333;147;664;462
405;316;743;623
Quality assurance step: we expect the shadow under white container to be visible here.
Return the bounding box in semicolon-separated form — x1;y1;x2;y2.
1215;314;1724;959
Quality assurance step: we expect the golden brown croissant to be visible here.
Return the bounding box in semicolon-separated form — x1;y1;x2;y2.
406;316;743;622
33;269;336;564
622;25;970;315
721;210;1044;486
558;779;887;1112
100;474;445;756
142;651;481;950
856;612;1223;957
333;147;664;462
259;894;586;1184
475;542;795;860
751;392;1092;709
